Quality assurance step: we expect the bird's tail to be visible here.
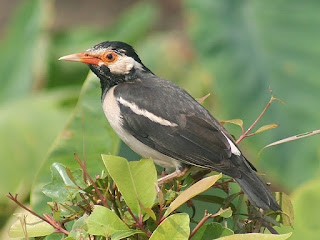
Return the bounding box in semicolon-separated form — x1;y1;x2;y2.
234;163;281;211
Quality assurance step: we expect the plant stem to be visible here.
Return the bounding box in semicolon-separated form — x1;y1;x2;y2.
189;210;221;239
43;214;70;235
7;193;50;224
7;193;70;235
212;179;234;188
127;207;151;237
236;98;272;144
74;153;110;209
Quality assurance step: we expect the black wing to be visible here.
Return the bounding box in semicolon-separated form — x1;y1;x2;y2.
114;74;254;178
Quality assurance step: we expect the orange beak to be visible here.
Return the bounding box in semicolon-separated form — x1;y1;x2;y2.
59;52;101;66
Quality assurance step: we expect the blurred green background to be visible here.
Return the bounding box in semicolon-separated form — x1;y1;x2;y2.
0;0;319;239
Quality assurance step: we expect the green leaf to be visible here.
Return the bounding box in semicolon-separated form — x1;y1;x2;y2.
31;73;121;213
268;192;294;226
72;214;88;231
86;205;129;237
9;213;55;238
215;232;292;240
139;201;157;221
46;232;65;240
111;230;145;240
192;222;233;240
164;174;222;217
220;119;243;127
102;155;157;215
254;124;279;134
218;207;233;218
42;163;85;203
68;229;88;240
149;213;190;240
192;194;237;212
68;215;89;240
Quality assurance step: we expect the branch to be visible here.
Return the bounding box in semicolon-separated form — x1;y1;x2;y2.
127;207;151;237
7;193;69;235
189;210;223;239
43;214;70;235
7;193;50;224
74;153;110;209
236;90;283;144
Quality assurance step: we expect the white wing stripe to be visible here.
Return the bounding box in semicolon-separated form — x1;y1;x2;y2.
118;97;178;127
222;132;241;156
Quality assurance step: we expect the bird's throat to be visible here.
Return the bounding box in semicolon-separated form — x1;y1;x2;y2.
89;64;136;101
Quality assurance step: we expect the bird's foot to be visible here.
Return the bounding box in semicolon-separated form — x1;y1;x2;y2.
157;168;189;185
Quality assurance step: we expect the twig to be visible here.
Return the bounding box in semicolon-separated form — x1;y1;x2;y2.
74;153;110;209
7;193;69;235
236;91;283;144
212;179;234;188
43;214;70;235
236;101;271;144
197;93;211;104
126;207;151;237
78;192;92;213
189;210;221;239
7;193;50;224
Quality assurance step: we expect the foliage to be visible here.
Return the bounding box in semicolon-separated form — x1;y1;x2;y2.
8;155;292;239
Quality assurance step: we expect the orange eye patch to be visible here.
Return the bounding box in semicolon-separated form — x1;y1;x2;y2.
101;51;118;64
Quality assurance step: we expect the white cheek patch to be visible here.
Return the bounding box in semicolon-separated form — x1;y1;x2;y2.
222;132;241;156
118;97;178;127
108;55;143;74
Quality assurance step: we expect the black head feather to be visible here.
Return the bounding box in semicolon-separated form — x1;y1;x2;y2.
89;41;143;64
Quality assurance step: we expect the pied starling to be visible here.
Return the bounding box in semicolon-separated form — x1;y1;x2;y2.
59;41;281;211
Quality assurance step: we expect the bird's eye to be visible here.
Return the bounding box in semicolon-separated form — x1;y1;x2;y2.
103;51;117;63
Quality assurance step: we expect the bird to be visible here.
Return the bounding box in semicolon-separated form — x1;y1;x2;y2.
59;41;281;211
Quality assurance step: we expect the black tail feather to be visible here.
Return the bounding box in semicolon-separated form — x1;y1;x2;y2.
234;168;281;211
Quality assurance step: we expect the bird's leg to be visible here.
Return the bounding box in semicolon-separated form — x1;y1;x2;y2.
157;168;189;185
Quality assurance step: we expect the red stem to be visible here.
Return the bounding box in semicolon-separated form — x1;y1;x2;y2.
7;193;50;224
189;210;221;239
7;193;69;235
127;207;151;237
236;100;272;144
74;153;110;209
212;179;234;188
43;214;70;235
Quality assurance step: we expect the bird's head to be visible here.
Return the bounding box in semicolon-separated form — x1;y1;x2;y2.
59;41;151;91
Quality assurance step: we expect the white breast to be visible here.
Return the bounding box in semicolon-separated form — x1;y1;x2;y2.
102;86;181;170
